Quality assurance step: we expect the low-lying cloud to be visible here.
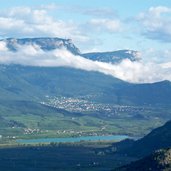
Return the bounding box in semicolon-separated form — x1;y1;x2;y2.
0;43;171;83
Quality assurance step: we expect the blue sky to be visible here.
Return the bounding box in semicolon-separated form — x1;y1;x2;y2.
0;0;171;56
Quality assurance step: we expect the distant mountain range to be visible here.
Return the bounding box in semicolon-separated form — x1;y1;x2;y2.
0;37;171;108
82;50;141;63
0;37;140;63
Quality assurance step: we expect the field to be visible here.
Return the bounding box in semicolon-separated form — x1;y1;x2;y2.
0;99;170;145
0;65;171;145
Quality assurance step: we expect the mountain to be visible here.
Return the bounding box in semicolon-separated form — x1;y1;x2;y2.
113;120;171;158
0;37;80;55
112;120;171;170
115;148;171;171
0;64;171;106
116;80;171;106
129;120;171;157
0;37;140;63
0;37;171;142
0;37;170;106
0;65;123;103
0;64;170;142
82;50;141;63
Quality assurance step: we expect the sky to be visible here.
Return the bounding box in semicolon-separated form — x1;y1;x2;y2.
0;0;171;83
0;0;171;52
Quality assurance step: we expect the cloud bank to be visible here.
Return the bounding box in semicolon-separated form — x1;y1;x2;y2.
0;42;171;83
0;5;171;83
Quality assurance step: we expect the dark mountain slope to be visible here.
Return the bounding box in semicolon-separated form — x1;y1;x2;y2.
115;148;171;171
0;65;124;103
0;65;171;106
113;120;171;158
116;80;171;105
130;120;171;157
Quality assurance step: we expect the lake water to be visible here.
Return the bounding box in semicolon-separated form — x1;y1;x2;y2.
16;135;130;144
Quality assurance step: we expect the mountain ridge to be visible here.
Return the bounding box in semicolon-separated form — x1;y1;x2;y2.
82;50;141;63
0;64;171;106
0;37;140;64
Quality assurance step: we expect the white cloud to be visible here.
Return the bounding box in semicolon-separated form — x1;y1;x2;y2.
140;48;171;64
137;6;171;42
0;7;88;43
161;62;171;69
0;41;8;51
88;18;122;33
0;5;171;83
0;43;171;83
0;5;124;52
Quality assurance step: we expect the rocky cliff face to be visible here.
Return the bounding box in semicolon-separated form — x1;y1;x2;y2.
0;37;80;55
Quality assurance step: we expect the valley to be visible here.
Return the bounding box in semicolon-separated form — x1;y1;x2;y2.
0;37;170;170
0;119;171;171
0;63;170;145
0;96;169;145
0;0;171;169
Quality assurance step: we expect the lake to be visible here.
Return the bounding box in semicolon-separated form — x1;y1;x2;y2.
16;135;130;144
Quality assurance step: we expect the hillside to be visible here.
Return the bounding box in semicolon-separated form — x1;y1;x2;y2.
111;120;171;158
115;148;171;171
111;121;171;170
1;64;171;106
129;120;171;157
